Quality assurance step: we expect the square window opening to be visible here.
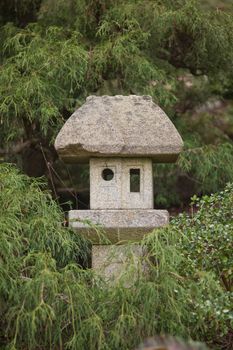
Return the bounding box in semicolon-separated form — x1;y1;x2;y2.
130;168;140;192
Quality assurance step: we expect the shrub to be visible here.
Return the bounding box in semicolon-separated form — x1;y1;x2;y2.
145;183;233;348
0;163;232;349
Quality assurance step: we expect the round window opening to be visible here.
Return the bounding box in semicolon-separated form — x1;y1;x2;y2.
102;168;114;181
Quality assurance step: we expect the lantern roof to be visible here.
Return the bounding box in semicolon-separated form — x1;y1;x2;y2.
55;95;183;162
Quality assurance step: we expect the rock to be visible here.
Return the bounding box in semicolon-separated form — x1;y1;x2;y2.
135;336;209;350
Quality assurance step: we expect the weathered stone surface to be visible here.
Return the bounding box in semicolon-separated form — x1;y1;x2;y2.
92;244;148;283
69;209;169;243
90;157;153;210
55;95;183;163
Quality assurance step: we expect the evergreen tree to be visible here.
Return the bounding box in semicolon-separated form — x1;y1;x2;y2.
0;0;233;206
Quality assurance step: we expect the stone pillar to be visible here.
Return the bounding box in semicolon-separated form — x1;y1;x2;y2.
92;244;148;283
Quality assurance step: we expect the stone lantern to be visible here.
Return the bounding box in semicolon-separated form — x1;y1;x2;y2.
55;95;183;279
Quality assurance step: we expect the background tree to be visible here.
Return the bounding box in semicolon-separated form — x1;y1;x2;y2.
0;0;233;208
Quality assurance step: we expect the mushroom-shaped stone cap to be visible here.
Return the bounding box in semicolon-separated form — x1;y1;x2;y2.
55;95;183;162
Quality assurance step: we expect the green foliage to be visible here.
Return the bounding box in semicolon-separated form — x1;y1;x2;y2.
0;164;232;349
0;163;89;269
145;183;233;348
1;0;233;206
178;142;233;193
174;183;233;290
0;2;232;348
184;187;233;346
0;23;88;142
0;163;188;349
148;0;233;77
155;108;233;207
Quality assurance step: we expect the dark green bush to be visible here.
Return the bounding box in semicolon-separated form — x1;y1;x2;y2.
145;183;233;348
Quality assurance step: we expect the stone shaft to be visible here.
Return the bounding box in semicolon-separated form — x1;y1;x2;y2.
92;244;147;284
